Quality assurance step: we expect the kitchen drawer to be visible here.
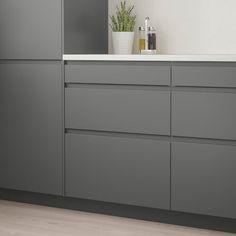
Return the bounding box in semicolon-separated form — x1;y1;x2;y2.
65;62;171;85
172;91;236;140
65;87;170;135
65;133;170;209
173;63;236;88
172;142;236;219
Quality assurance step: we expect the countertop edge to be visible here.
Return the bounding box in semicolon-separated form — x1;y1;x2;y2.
63;54;236;62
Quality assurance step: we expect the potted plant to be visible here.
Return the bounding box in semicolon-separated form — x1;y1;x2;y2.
110;1;136;54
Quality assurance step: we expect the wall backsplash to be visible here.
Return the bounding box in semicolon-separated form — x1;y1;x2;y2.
109;0;236;54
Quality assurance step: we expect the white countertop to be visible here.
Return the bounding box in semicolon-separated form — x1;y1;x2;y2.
63;54;236;62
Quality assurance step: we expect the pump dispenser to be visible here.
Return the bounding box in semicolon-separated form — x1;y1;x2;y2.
138;17;157;54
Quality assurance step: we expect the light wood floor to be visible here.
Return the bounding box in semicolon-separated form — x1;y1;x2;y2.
0;200;234;236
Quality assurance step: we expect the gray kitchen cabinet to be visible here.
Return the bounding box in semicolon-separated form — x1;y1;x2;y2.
172;142;236;219
0;62;63;195
64;0;108;54
65;133;170;209
65;62;171;85
65;87;170;135
173;63;236;88
172;91;236;140
0;0;62;59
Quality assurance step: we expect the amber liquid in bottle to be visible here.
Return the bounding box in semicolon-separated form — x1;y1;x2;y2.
139;38;145;53
139;27;146;54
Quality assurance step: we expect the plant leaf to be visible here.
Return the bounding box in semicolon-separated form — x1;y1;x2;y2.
109;1;136;32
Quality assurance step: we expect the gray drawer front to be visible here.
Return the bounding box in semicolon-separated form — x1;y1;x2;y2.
172;92;236;140
66;87;170;135
65;62;170;85
172;142;236;219
65;133;170;209
173;63;236;88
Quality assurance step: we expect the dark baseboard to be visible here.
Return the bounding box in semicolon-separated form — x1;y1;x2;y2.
0;188;235;233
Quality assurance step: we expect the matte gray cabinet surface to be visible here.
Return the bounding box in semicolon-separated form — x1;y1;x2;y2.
64;0;108;54
0;0;62;59
64;62;236;220
172;91;236;140
65;133;170;209
65;62;171;85
0;62;62;195
172;142;236;219
66;87;170;135
173;63;236;88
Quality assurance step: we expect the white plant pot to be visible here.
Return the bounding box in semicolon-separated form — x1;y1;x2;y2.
112;32;135;54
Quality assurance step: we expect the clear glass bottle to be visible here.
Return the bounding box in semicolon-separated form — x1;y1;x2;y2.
148;26;157;50
138;27;146;54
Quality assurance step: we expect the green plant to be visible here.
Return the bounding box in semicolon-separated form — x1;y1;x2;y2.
110;1;136;32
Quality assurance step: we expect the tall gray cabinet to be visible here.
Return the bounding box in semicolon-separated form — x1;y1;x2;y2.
0;0;62;60
0;62;63;195
0;0;108;195
0;0;63;195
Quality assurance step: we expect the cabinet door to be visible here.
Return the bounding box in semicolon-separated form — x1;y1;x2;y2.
172;92;236;140
0;0;62;59
65;133;170;210
0;62;62;195
172;142;236;219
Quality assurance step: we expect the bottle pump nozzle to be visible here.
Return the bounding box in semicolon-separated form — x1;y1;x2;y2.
145;17;150;50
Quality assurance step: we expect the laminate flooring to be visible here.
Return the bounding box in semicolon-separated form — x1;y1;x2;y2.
0;200;234;236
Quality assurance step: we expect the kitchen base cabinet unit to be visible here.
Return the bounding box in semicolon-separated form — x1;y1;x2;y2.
65;133;170;210
62;59;236;222
0;62;63;195
172;142;236;219
171;62;236;220
64;61;171;209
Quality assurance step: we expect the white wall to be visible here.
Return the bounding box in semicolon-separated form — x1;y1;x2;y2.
109;0;236;54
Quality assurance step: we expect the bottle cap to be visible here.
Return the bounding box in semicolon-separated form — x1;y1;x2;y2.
139;26;145;31
148;26;156;31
